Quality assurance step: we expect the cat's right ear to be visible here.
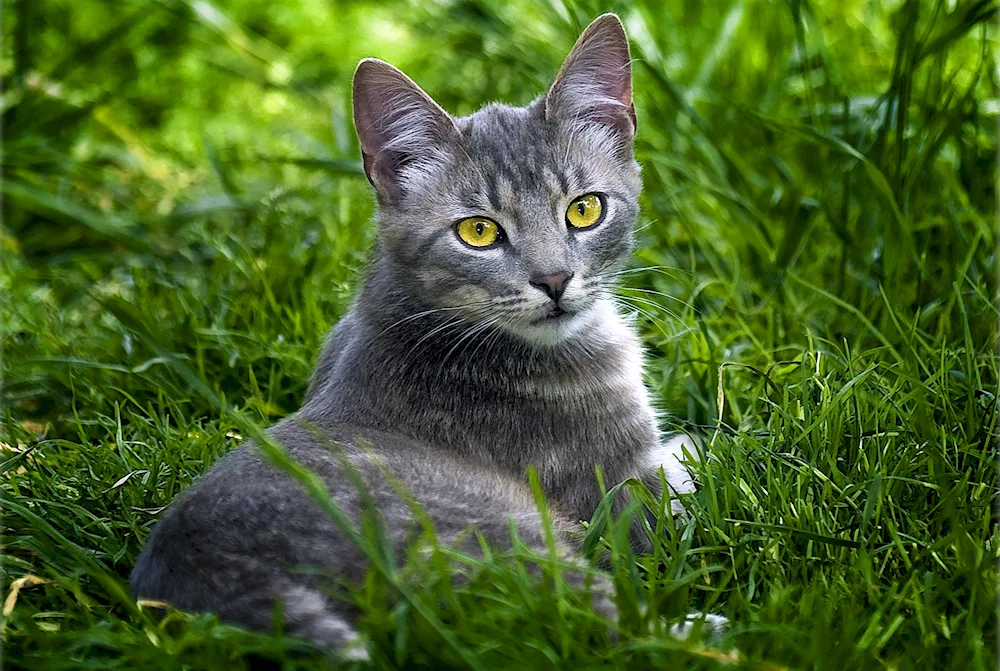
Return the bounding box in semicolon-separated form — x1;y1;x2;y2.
352;59;458;201
546;14;636;140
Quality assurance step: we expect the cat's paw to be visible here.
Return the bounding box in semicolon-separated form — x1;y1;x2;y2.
283;586;370;661
646;433;700;513
668;612;729;641
562;566;619;623
339;639;371;663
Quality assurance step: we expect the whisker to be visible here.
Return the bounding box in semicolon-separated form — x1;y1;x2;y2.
375;296;521;341
375;304;483;340
633;218;659;233
470;314;516;363
439;316;500;373
616;293;683;323
618;287;700;314
613;301;672;342
610;264;692;278
400;316;467;365
613;296;678;341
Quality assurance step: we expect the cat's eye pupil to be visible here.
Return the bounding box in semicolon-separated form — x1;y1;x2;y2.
566;193;604;230
456;217;502;248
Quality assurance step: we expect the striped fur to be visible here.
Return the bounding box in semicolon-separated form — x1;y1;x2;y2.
131;14;699;656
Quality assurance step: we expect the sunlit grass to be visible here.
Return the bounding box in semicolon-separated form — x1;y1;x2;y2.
2;0;996;668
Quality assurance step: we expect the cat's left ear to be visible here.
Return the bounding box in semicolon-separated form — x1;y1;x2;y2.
546;13;636;138
353;58;459;201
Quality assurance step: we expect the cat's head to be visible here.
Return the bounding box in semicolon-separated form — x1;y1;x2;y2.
353;14;640;347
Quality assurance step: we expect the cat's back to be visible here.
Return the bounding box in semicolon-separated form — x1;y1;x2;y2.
130;418;554;610
304;310;360;403
128;424;357;611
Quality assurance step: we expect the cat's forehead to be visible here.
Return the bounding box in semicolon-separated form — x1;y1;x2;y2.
459;102;545;142
452;102;575;207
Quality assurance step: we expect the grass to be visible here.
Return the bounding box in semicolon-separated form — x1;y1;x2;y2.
2;0;997;668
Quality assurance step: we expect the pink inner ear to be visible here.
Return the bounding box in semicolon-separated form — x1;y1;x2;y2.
546;15;636;135
352;59;457;198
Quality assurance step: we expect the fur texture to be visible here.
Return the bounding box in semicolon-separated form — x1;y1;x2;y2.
131;14;697;656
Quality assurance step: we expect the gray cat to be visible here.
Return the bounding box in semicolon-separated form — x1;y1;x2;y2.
130;14;699;659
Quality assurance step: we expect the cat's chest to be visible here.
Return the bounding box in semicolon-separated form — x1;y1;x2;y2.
319;305;663;472
504;335;654;426
427;314;661;467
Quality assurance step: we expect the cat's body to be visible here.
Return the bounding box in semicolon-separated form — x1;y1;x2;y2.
131;15;698;657
303;258;679;527
131;420;617;655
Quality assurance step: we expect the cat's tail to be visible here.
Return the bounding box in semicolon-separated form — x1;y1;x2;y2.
132;552;368;661
279;585;369;661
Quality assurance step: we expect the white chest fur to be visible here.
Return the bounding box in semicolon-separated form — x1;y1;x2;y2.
512;299;699;508
593;300;698;506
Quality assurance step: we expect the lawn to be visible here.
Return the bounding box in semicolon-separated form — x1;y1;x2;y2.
2;0;997;669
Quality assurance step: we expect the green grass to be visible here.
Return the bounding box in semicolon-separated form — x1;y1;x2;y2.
2;0;997;668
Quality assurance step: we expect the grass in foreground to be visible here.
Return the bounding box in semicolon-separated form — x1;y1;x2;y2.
2;0;997;668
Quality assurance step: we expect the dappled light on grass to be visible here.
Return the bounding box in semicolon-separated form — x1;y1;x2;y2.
2;0;996;668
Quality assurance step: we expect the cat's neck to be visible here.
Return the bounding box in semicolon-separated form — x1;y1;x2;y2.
300;255;662;524
301;255;659;468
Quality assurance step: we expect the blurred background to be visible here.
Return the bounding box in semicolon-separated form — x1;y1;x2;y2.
1;1;997;667
3;0;996;426
0;0;1000;671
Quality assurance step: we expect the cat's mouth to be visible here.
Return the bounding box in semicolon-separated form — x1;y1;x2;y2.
541;305;569;321
506;299;598;346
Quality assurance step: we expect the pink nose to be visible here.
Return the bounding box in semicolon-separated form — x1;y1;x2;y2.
529;271;573;301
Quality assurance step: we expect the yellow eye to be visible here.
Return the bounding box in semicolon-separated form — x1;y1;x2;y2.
456;217;503;248
566;193;604;229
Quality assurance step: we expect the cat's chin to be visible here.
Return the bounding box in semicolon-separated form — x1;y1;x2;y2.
503;306;595;348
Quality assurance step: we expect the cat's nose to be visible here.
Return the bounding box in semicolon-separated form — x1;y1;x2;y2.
529;271;574;302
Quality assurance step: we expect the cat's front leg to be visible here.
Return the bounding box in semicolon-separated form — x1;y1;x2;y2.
643;434;699;515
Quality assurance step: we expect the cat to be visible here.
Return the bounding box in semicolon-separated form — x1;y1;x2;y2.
130;14;702;659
